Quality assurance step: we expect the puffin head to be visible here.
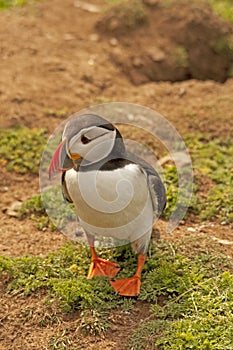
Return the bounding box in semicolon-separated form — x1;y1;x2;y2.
49;113;124;178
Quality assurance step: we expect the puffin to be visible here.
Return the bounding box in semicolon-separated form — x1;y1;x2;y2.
49;113;166;297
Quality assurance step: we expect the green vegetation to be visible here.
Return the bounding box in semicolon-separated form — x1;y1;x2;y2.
148;0;233;26
0;127;47;174
129;263;233;349
162;164;200;220
163;133;233;224
209;0;233;24
0;0;35;10
99;0;147;33
0;242;139;333
173;46;189;68
44;107;69;118
19;193;52;230
19;187;76;230
214;36;233;57
1;240;233;344
186;134;233;223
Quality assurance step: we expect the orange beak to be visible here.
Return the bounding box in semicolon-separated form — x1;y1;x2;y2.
70;153;81;161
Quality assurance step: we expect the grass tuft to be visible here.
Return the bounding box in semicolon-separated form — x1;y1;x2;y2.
186;134;233;223
209;0;233;24
0;127;47;174
0;0;37;10
128;244;233;349
97;0;147;34
19;187;77;231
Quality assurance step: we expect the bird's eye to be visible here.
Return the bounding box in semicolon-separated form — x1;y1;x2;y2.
81;135;91;144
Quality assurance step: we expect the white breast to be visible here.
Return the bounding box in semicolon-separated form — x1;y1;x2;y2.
65;164;154;242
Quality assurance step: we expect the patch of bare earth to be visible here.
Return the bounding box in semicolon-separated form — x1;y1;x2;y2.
0;0;233;349
0;291;150;350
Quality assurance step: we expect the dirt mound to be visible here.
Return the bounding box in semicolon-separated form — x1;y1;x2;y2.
97;1;233;85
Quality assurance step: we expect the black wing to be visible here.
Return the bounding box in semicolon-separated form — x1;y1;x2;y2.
126;150;166;216
61;171;73;203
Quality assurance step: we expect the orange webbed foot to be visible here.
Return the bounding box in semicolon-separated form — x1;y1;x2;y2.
110;254;146;296
110;276;141;297
87;257;120;279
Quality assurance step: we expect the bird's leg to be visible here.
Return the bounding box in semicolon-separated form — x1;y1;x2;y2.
110;254;146;297
87;236;120;279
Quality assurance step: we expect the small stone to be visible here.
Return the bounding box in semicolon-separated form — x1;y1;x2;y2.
179;87;186;97
5;209;18;217
74;1;100;13
220;221;227;225
147;48;165;62
187;227;196;232
211;236;233;245
4;200;22;217
109;38;118;47
11;201;22;211
88;57;95;66
132;56;143;68
176;269;183;276
64;33;75;41
89;33;100;42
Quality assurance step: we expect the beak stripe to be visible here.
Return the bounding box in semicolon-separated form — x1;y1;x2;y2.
49;140;66;179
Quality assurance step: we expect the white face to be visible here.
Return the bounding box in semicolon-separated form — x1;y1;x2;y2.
65;126;117;163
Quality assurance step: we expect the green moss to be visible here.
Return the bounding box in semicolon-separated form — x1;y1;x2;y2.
44;107;69;118
18;186;77;231
161;0;233;25
0;127;47;174
153;271;233;349
209;0;233;24
213;35;233;59
0;0;37;10
162;165;179;219
18;194;51;230
228;64;233;78
173;46;189;68
128;245;233;349
186;134;233;223
160;133;233;224
42;186;76;230
0;242;137;317
19;194;44;217
99;0;147;33
200;184;233;224
162;163;200;220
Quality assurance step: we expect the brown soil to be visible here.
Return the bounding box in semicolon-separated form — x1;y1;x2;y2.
0;1;233;349
98;0;233;84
